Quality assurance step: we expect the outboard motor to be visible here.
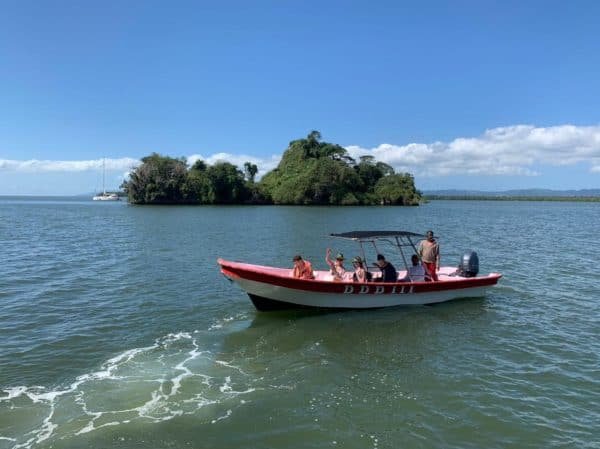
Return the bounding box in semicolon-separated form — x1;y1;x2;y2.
458;251;479;277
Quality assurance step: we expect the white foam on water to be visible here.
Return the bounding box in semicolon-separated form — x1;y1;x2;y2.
169;339;204;397
219;376;232;393
74;411;102;435
215;360;248;376
0;330;258;449
208;313;249;331
0;386;28;401
217;376;257;397
182;395;218;408
210;409;232;424
12;437;36;449
89;421;120;432
34;412;57;444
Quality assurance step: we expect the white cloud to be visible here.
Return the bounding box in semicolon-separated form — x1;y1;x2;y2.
0;158;139;173
0;154;281;179
2;124;600;181
346;124;600;177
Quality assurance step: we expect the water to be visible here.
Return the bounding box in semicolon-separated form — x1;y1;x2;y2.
1;197;598;448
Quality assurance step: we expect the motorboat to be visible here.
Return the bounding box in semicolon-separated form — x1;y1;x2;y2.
218;231;502;311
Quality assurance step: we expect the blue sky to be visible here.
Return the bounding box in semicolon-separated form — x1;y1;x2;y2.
1;0;599;194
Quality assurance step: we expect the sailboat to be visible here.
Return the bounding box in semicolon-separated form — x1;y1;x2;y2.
92;158;120;201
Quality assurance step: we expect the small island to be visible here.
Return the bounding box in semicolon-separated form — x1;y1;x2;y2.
121;131;422;206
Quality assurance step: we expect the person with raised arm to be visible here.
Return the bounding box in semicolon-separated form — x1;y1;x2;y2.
325;248;346;281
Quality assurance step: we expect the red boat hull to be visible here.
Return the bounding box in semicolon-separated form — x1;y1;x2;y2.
218;259;502;311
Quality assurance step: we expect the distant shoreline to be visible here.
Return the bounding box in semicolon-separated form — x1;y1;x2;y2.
424;195;600;202
2;194;600;203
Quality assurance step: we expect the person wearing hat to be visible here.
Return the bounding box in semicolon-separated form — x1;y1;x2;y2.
351;256;370;283
418;230;440;281
325;248;346;281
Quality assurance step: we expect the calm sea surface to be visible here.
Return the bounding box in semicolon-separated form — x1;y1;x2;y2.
0;197;598;449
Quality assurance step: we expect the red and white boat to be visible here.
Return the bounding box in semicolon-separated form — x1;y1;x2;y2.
218;231;502;311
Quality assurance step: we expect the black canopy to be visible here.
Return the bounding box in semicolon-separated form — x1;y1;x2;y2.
330;231;423;240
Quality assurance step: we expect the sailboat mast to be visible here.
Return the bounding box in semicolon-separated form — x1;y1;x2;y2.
102;158;106;194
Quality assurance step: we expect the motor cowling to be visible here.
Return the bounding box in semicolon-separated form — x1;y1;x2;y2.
458;251;479;277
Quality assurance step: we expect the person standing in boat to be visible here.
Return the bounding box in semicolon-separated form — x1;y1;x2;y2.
325;248;346;281
418;230;440;281
292;255;315;279
375;254;397;282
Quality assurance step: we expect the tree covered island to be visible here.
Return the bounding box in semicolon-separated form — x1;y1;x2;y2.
122;131;422;206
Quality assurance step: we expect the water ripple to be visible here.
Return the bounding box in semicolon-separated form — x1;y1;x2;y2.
1;199;599;448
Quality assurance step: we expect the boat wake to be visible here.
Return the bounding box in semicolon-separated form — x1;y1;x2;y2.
0;317;264;449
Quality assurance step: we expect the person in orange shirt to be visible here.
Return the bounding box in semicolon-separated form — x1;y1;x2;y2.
292;255;315;279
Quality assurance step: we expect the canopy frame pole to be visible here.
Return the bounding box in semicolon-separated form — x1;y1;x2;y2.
359;240;367;268
407;236;421;262
395;236;409;272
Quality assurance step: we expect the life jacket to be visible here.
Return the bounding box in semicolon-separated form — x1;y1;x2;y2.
294;260;314;279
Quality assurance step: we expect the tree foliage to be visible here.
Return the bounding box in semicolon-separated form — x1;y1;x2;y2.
259;132;421;205
123;153;188;204
121;132;422;205
122;154;255;204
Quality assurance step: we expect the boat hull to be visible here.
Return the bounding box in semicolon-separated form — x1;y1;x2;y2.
93;195;120;201
218;259;501;311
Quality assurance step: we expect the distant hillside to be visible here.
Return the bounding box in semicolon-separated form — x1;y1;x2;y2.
424;189;600;198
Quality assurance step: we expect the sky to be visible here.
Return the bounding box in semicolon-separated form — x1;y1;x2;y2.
1;0;599;194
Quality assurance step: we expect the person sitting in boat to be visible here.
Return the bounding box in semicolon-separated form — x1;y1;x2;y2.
375;254;397;282
325;248;346;281
399;254;426;282
292;255;315;279
351;256;371;283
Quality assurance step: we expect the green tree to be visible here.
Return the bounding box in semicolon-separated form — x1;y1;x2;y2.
260;132;364;204
374;173;421;205
244;162;258;183
191;160;207;172
206;162;249;204
182;160;212;203
259;131;421;205
123;153;188;204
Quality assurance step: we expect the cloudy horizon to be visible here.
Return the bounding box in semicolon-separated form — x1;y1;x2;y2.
1;124;599;195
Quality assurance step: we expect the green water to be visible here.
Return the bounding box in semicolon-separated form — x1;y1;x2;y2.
1;198;598;448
